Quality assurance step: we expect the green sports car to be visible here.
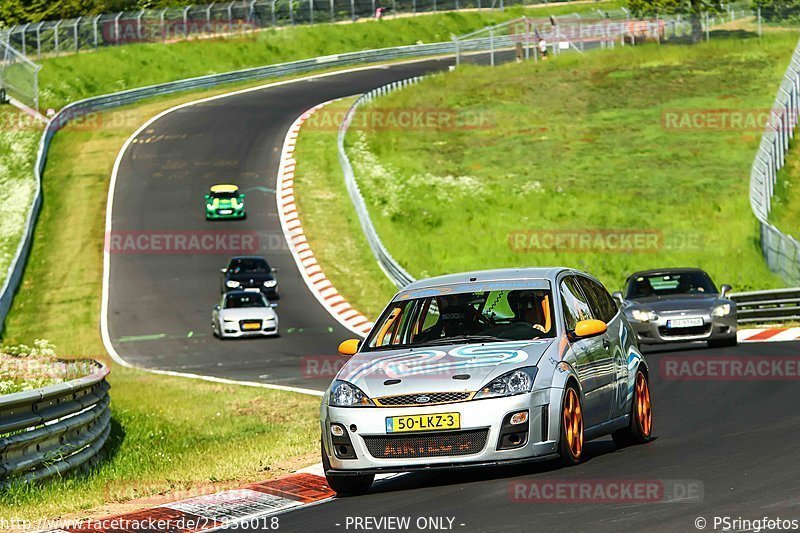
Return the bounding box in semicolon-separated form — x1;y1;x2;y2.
205;184;246;220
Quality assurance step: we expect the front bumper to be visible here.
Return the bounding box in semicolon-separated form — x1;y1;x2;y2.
321;390;560;474
219;320;278;337
206;208;245;219
628;312;737;344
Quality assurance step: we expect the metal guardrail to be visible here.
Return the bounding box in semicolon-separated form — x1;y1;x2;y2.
749;37;800;286
731;288;800;324
0;362;110;486
338;78;423;288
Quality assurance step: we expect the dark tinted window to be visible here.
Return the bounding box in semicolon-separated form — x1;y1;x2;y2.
228;258;270;274
625;271;717;299
560;276;594;331
224;293;267;309
577;276;617;323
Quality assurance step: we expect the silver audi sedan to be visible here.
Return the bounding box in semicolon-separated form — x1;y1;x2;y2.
613;268;737;348
320;267;653;495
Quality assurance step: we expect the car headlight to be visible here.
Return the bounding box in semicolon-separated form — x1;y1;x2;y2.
226;280;240;288
263;280;277;288
711;304;731;318
474;368;537;400
329;380;374;407
206;204;214;210
631;309;658;322
264;316;276;322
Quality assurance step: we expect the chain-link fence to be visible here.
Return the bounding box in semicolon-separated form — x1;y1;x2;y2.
0;38;41;110
0;0;565;59
454;5;759;65
749;37;800;286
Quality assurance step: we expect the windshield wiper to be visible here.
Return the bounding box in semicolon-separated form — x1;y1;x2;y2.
420;335;507;346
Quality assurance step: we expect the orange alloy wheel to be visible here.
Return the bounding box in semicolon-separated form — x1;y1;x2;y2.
635;372;652;438
562;388;583;459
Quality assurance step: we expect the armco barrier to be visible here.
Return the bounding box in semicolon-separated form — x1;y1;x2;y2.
0;362;110;486
731;288;800;324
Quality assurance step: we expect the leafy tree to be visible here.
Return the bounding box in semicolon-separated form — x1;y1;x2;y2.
627;0;723;41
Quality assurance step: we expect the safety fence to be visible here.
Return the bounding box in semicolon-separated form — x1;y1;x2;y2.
749;37;800;286
0;362;110;487
0;37;40;110
0;0;564;59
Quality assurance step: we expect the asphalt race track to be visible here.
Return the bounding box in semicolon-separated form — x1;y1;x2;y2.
233;341;800;532
107;54;800;530
107;56;477;392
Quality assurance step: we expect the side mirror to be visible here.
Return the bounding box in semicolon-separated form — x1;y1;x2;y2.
572;319;608;340
338;339;361;356
271;267;278;273
220;268;227;274
720;284;732;298
611;291;624;305
239;194;246;200
214;304;220;311
269;303;278;308
205;194;211;200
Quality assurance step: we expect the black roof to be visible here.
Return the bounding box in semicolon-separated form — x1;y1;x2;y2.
626;267;710;281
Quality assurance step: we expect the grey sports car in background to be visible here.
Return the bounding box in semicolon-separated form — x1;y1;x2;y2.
212;290;279;339
613;268;737;348
321;267;653;495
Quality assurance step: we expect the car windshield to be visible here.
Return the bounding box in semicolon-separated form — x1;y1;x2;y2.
224;293;267;309
228;258;270;274
364;286;555;351
625;271;718;299
211;191;238;199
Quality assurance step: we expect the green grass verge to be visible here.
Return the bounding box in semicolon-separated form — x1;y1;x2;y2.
340;31;795;295
0;109;40;290
293;97;399;318
37;2;620;109
772;141;800;239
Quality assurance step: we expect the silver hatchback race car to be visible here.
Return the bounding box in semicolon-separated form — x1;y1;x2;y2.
320;267;653;495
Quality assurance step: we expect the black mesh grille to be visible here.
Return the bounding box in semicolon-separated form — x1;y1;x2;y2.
375;392;471;407
363;429;488;459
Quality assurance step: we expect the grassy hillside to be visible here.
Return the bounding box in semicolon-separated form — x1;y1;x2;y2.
345;32;795;294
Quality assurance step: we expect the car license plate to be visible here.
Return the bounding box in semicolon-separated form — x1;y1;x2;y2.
386;413;460;433
219;209;233;215
242;322;261;331
244;288;260;292
667;317;704;328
